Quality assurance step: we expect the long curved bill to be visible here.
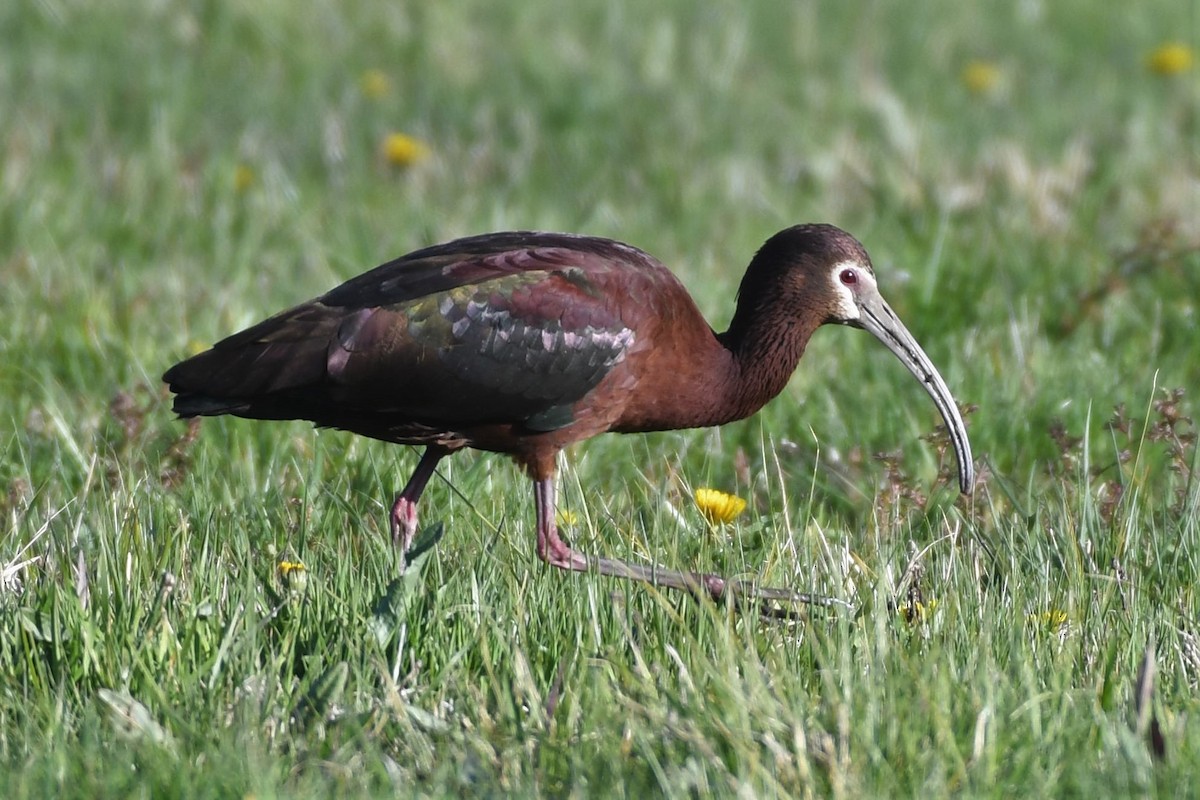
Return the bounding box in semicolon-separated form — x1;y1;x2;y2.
854;291;975;494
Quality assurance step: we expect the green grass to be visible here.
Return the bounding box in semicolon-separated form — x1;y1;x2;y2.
3;0;1199;796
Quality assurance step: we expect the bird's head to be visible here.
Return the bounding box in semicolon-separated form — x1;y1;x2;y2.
736;224;976;494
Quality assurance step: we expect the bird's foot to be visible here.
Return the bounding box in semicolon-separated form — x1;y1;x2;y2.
538;532;850;620
389;496;420;570
535;526;590;571
533;478;850;620
592;555;853;621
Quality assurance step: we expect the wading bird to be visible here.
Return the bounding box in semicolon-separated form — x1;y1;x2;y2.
165;224;973;610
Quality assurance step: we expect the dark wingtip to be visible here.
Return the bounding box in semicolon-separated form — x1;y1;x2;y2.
170;393;245;418
164;356;246;418
162;352;202;394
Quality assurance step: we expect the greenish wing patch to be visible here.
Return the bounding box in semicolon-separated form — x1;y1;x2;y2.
404;275;635;427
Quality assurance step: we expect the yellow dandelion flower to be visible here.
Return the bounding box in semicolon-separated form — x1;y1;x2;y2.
360;68;390;99
278;560;308;594
1147;42;1194;76
381;132;430;167
694;488;747;524
233;163;255;193
961;60;1001;95
900;598;938;624
1027;609;1069;629
556;509;579;527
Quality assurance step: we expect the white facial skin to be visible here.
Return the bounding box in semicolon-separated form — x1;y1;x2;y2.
827;260;876;322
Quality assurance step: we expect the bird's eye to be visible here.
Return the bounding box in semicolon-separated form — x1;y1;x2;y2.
839;268;858;286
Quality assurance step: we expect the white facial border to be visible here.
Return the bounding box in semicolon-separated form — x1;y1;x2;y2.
827;260;876;322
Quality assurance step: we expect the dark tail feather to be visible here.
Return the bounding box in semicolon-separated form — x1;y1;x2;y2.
169;392;252;418
163;342;332;421
163;301;345;419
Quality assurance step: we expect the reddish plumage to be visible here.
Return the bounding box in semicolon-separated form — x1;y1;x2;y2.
165;224;973;612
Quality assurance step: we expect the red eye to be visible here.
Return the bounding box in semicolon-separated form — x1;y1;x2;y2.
839;269;858;285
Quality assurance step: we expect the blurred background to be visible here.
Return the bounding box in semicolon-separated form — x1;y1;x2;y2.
1;1;1197;794
3;1;1196;473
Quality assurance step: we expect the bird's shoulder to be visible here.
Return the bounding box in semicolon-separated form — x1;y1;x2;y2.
320;231;676;311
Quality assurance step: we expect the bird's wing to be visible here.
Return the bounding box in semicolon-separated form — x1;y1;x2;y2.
165;235;656;431
327;265;637;430
319;230;646;308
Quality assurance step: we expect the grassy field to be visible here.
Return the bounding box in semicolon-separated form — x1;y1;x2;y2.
3;0;1199;796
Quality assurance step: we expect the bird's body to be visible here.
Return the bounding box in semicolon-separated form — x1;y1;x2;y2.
168;232;803;464
166;224;974;610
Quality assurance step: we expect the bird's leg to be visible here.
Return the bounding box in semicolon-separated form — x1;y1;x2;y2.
533;477;851;616
533;477;589;571
390;447;446;563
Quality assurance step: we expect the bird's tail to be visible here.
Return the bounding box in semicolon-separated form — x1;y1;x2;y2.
163;301;343;420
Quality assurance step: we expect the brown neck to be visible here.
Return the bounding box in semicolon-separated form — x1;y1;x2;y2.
612;307;823;434
709;310;822;425
611;281;825;434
